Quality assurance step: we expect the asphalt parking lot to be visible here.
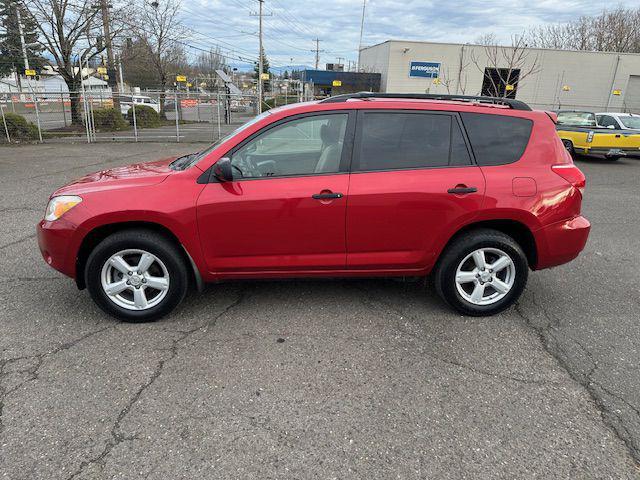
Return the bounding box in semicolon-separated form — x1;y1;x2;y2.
1;142;639;479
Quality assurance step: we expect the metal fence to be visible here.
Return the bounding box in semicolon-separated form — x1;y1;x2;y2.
0;90;273;144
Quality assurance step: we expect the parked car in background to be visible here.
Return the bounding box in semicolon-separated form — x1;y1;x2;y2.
556;110;640;160
120;95;161;116
596;112;640;132
38;93;590;322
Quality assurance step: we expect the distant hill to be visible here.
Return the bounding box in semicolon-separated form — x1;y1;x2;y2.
270;65;313;75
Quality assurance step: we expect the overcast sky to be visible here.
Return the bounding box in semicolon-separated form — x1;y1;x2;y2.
181;0;640;70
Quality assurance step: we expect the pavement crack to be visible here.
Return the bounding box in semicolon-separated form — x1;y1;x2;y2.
515;294;640;463
0;325;113;435
357;288;555;387
0;233;36;250
64;291;246;479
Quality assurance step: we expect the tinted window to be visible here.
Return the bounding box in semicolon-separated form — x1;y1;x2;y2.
231;114;348;179
598;115;618;128
356;112;470;171
460;113;533;166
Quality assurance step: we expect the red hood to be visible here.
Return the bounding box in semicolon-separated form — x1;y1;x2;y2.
53;158;177;196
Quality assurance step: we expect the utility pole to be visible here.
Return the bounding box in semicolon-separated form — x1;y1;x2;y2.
99;0;121;109
311;38;324;70
14;3;28;91
250;0;271;113
357;0;366;71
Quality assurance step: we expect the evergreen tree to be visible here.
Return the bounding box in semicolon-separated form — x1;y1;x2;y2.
0;0;45;78
253;47;270;91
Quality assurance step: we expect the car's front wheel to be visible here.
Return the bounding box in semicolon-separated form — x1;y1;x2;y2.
433;229;528;316
85;229;189;322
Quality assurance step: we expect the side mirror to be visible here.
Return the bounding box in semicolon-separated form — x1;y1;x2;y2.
213;157;233;182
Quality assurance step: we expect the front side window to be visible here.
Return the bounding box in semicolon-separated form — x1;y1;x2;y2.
356;112;471;172
619;116;640;129
231;114;348;179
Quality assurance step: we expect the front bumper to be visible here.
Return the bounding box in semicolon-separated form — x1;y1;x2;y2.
37;218;83;278
534;215;591;270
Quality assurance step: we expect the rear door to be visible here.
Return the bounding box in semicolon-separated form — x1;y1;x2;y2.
345;110;485;272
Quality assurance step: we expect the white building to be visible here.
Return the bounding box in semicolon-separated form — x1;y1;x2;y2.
359;40;640;112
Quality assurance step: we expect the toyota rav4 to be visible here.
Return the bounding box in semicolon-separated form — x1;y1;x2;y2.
37;93;590;322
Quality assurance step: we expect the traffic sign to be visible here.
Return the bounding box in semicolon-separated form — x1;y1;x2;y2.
25;69;36;76
97;67;107;74
332;80;342;87
176;75;187;82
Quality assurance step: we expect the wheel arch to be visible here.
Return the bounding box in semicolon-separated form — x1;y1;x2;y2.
75;221;203;291
438;219;538;270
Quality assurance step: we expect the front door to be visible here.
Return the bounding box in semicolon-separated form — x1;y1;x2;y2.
197;112;353;274
346;110;485;272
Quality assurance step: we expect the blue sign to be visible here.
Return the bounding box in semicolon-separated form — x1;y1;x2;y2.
409;61;440;78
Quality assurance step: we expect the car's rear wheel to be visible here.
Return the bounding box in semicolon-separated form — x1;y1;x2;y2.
85;229;188;322
562;139;575;157
433;229;528;316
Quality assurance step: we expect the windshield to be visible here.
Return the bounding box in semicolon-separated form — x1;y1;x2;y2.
619;116;640;129
557;112;596;127
170;111;272;170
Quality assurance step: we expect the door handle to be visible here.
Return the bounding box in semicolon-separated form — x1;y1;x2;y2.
447;186;478;194
312;192;343;200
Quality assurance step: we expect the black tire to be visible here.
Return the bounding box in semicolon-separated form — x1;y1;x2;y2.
85;229;189;322
562;139;575;158
433;229;528;316
606;156;622;162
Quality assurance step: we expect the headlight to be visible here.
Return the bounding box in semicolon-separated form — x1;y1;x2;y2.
44;195;82;221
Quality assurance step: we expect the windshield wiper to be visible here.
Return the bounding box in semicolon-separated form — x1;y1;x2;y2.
170;153;197;170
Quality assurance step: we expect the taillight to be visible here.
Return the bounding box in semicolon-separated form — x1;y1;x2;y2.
552;164;586;195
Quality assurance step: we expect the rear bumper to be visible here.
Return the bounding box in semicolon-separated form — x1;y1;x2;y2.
37;218;83;278
579;147;640;157
534;215;591;270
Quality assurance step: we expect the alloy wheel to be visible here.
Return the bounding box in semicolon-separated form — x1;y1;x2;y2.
455;247;516;306
100;249;170;311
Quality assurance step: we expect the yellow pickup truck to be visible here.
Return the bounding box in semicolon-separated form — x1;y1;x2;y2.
556;110;640;161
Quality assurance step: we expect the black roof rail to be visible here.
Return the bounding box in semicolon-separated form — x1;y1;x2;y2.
319;92;532;111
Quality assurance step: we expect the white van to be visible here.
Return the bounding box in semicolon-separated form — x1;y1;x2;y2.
120;95;161;116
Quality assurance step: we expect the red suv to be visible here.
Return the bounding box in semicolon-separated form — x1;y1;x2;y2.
37;93;590;322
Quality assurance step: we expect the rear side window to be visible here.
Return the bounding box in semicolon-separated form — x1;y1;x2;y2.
356;112;471;171
460;112;533;166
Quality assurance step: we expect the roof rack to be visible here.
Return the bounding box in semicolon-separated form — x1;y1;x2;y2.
319;92;532;111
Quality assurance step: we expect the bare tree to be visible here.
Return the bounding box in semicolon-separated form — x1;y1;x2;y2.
439;44;470;94
527;7;640;53
133;0;186;114
21;0;123;124
470;34;541;98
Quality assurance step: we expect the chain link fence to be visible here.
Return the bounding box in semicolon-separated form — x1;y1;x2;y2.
0;90;273;144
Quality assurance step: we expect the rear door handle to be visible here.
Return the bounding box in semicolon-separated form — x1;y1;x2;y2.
312;192;343;200
447;186;478;194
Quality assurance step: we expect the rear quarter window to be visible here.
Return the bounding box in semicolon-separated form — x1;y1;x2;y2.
460;113;533;166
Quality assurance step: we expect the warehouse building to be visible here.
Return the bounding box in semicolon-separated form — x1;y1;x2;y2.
302;69;381;96
359;40;640;112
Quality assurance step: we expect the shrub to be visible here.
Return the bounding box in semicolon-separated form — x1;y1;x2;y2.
127;104;161;128
262;96;299;111
0;112;39;142
91;107;128;131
